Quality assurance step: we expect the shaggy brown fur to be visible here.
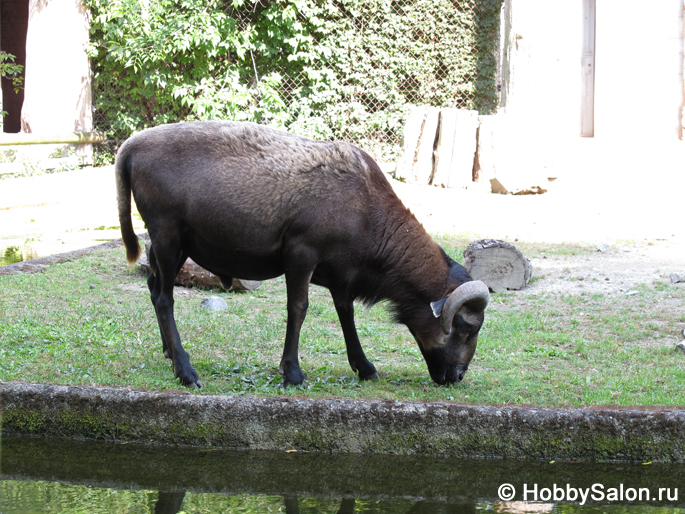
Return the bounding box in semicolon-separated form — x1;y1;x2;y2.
116;121;488;387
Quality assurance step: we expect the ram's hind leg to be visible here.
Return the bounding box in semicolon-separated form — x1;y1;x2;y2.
331;290;378;381
147;245;188;360
147;237;201;388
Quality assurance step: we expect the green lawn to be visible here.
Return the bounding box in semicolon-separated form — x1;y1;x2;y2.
1;236;683;407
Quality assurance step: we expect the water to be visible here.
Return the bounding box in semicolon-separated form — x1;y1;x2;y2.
1;435;683;513
0;245;38;267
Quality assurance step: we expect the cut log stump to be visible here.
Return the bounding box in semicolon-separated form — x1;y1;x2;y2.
395;105;440;184
432;108;479;188
139;243;262;292
463;239;533;292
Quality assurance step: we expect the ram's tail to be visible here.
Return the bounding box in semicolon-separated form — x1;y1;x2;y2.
115;146;141;264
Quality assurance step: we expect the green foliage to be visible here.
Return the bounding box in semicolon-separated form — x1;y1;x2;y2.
85;0;502;161
0;51;23;92
0;51;24;123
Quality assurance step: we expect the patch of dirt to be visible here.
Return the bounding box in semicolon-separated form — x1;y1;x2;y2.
529;241;684;295
1;167;684;302
389;174;685;298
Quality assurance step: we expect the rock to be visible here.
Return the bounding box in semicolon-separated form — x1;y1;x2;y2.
139;242;262;292
676;341;685;354
463;239;533;292
201;296;228;311
489;178;548;195
670;273;685;284
596;244;610;252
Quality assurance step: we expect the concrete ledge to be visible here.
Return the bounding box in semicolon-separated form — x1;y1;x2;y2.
2;382;684;462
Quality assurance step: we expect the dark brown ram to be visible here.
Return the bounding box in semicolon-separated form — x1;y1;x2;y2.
116;121;489;388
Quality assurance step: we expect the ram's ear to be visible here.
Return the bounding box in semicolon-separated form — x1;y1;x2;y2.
430;298;447;318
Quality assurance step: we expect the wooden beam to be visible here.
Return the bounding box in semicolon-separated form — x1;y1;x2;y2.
0;132;105;146
581;0;596;137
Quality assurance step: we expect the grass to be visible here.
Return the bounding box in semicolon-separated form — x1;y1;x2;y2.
0;238;684;408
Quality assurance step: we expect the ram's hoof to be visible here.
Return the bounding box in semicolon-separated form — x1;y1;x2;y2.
283;369;306;387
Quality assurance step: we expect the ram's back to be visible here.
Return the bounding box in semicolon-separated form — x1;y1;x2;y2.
118;121;400;270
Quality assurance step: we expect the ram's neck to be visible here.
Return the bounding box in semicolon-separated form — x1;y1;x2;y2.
363;196;451;309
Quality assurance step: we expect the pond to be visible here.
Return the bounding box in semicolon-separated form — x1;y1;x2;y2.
1;434;683;513
0;244;39;267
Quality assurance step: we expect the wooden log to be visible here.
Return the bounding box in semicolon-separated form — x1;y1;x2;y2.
139;245;262;292
431;108;458;187
463;239;533;292
450;109;479;188
413;106;440;185
394;105;428;182
432;109;479;188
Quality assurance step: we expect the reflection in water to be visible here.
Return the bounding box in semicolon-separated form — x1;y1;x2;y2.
1;435;684;513
0;246;32;266
0;485;492;513
155;491;186;514
0;245;38;266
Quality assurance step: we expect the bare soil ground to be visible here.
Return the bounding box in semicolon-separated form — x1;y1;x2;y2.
0;162;683;299
389;170;684;297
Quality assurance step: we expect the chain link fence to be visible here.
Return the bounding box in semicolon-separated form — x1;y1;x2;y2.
90;0;501;164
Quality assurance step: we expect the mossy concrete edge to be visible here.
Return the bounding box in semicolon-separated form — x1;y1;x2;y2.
1;381;683;462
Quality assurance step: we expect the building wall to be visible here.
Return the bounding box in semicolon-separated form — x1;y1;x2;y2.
595;0;684;141
499;0;583;138
18;0;92;162
500;0;684;141
21;0;92;135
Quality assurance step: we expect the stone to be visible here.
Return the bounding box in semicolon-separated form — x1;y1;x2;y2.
670;273;685;284
489;178;548;195
201;296;228;311
596;244;610;253
463;239;532;292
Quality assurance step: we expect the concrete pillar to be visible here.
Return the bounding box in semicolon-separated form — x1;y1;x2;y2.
20;0;92;163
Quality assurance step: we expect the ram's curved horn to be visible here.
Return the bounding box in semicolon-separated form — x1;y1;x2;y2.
439;280;490;335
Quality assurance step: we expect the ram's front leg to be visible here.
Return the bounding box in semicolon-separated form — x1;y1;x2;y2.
331;289;378;381
279;246;317;386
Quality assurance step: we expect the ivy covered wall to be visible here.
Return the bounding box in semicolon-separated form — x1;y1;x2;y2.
85;0;502;162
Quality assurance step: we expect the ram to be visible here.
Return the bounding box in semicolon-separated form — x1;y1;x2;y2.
116;121;489;388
